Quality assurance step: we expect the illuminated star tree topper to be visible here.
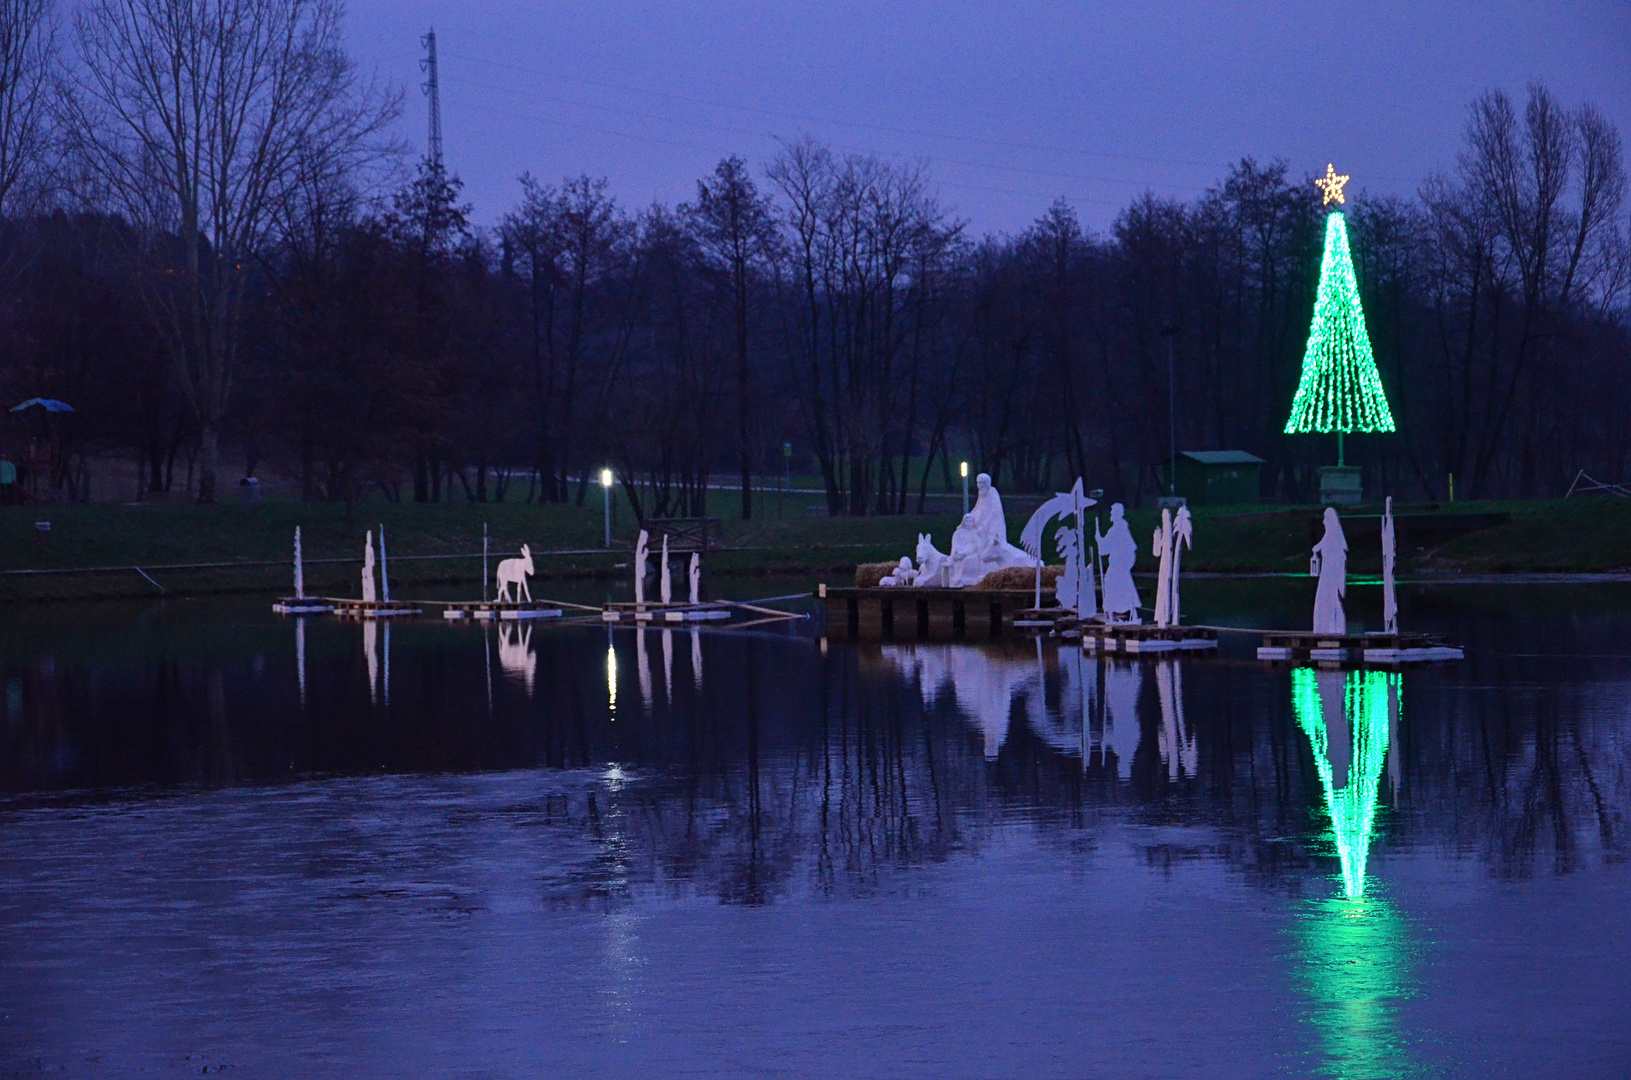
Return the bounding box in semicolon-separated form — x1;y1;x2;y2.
1284;167;1394;448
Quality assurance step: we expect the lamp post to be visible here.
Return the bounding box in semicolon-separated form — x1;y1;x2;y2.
1160;323;1177;497
960;461;969;516
781;442;792;519
600;468;613;548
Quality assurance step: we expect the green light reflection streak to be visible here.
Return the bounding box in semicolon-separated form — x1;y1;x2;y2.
1290;668;1396;899
1289;669;1428;1079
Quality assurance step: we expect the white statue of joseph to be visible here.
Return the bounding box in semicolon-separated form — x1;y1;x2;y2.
949;472;1032;587
1099;503;1141;622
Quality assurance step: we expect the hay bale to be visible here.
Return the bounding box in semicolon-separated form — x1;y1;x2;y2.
973;564;1063;591
855;561;900;588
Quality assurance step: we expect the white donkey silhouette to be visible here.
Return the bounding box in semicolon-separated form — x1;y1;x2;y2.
495;544;534;603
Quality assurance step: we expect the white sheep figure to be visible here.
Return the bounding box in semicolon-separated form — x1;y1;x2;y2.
495;544;534;603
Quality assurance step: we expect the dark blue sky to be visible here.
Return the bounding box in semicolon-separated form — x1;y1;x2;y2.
345;0;1631;233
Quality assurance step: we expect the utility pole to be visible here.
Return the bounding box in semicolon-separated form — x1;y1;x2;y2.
420;28;443;169
1160;323;1177;496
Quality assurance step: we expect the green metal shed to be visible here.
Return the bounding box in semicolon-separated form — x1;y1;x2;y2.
1160;450;1265;506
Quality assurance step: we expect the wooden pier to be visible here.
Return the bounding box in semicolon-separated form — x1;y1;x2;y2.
1256;630;1464;665
1080;621;1219;654
818;584;1050;639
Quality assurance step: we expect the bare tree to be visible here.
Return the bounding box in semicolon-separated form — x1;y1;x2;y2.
0;0;53;216
68;0;395;501
687;155;776;519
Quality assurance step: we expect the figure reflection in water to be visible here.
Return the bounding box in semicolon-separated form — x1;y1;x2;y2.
635;628;652;709
1289;668;1424;1078
690;628;702;691
661;628;674;702
496;623;537;696
295;617;307;705
363;620;378;705
877;644;1192;783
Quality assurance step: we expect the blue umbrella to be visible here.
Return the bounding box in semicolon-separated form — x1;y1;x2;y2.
10;398;74;413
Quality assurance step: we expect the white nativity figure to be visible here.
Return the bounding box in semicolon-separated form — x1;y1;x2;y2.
361;530;377;604
660;535;672;605
914;534;952;587
1152;508;1175;627
949;473;1034;587
689;552;701;605
294;527;305;600
1151;505;1194;627
1019;478;1096;612
633;530;650;605
879;556;918;587
1169;505;1193;625
1381;496;1398;634
1099;503;1142;623
495;543;534;603
1311;507;1348;635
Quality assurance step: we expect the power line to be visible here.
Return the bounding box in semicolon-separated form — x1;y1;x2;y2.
441;73;1181;193
440;93;1135;209
442;49;1233;173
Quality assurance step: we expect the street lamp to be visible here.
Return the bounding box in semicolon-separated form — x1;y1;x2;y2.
960;461;969;516
600;468;613;548
1160;323;1177;497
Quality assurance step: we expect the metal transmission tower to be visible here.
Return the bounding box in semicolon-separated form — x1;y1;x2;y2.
420;28;443;168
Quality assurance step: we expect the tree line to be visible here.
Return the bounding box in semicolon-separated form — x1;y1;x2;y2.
1;0;1626;516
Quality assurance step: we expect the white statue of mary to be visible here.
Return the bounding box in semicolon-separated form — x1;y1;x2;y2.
1311;507;1348;635
949;473;1033;587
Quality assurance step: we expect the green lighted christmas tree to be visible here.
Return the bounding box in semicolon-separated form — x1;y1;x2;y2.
1284;166;1395;450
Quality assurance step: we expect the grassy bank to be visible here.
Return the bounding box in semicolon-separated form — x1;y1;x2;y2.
3;493;1628;602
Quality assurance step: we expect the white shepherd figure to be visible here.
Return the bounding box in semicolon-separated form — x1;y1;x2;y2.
1381;497;1399;634
1100;504;1141;623
633;530;650;605
1019;478;1096;612
659;536;672;604
496;544;535;603
1311;507;1348;635
1152;509;1174;626
688;553;701;605
361;530;377;604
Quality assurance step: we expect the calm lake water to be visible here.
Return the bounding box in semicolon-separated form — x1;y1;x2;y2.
1;579;1627;1078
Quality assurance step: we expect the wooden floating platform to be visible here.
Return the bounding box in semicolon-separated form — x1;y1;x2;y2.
1256;630;1464;665
272;598;333;615
1080;621;1219;655
326;598;422;618
818;585;1052;640
1012;607;1072;631
602;601;733;624
432;601;563;621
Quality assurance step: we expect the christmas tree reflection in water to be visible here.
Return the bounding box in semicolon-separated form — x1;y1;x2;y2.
1290;668;1422;1078
1290;668;1397;899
